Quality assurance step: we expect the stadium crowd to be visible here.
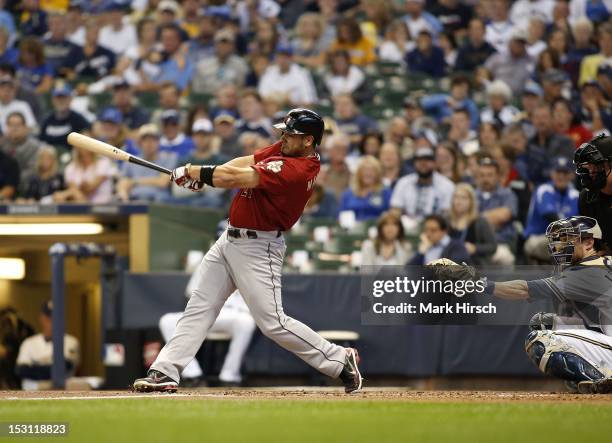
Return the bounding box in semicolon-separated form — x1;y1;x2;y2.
0;0;610;267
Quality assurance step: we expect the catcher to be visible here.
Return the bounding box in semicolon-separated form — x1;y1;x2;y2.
430;216;612;393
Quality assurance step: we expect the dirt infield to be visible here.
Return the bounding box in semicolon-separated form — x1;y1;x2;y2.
2;387;612;403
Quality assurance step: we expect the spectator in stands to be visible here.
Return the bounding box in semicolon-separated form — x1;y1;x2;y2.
192;29;248;95
0;1;15;39
0;75;37;134
16;301;79;391
186;11;217;63
384;116;411;152
502;123;548;185
116;17;161;90
291;12;328;68
213;112;240;159
155;23;193;91
106;81;150;131
409;213;470;265
439;31;458;69
0;146;19;201
21;145;65;203
402;0;442;39
71;19;116;80
579;22;612;85
448;183;497;265
0;27;18;66
577;80;611;132
510;0;554;30
484;0;513;54
96;107;136;155
447;107;477;155
552;97;593;148
525;15;548;59
303;183;338;219
329;16;376;66
435;141;463;183
483;28;534;95
478;122;501;152
117;124;174;202
19;0;48;36
421;75;478;128
43;11;80;77
361;211;412;266
378;19;413;64
156;1;187;38
159;109;195;160
529;102;575;160
98;1;137;56
323;49;370;103
378;142;404;189
474;157;518;265
40;82;90;150
244;53;270;88
236;89;272;138
454;18;496;73
488;144;521;188
53;145;117;204
523;157;579;263
339;155;391;221
539;68;566;104
406;29;446;78
210;84;239;120
1;111;39;185
258;44;318;107
480;79;519;127
320;133;351;200
179;0;201;39
16;37;53;94
431;0;472;38
248;17;281;60
391;146;455;221
359;131;384;157
66;1;85;46
570;0;611;25
151;82;186;128
566;18;597;85
332;94;378;148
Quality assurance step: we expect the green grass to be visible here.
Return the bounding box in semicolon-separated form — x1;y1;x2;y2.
1;398;612;443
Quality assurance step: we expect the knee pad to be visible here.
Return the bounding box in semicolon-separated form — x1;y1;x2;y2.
524;330;604;382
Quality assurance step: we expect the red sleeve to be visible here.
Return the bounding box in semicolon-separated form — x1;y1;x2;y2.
253;141;282;163
251;157;302;192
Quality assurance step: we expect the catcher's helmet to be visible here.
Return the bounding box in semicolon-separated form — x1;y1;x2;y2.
273;108;325;146
574;133;612;192
545;216;602;265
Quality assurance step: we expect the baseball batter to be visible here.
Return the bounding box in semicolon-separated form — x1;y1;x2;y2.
133;109;363;393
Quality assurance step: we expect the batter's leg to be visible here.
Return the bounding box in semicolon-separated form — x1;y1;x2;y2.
148;237;236;383
158;312;203;379
224;237;348;379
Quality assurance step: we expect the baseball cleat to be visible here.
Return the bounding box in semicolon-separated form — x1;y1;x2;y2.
133;370;178;393
577;378;612;394
339;348;363;394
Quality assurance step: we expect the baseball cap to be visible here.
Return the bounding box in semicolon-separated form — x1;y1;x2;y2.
41;300;53;317
597;64;612;78
510;27;528;42
413;147;435;160
214;29;235;43
160;109;181;124
52;82;73;97
106;0;129;12
204;5;232;20
276;43;293;56
192;118;213;133
541;69;567;84
590;134;612;157
486;80;512;100
523;80;544;97
100;107;122;124
138;123;160;139
213;111;236;125
478;156;499;168
158;0;180;14
551;156;573;172
113;79;131;90
581;79;601;90
403;97;420;109
0;74;14;85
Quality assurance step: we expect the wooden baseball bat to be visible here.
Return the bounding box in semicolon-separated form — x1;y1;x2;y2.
67;132;172;175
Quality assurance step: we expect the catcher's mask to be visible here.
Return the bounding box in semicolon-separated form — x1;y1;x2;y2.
574;134;612;192
545;216;602;266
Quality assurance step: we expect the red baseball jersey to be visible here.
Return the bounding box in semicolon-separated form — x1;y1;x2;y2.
229;141;320;231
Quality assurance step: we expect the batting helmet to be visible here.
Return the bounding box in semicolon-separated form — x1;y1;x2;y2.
545;216;602;265
574;133;612;192
273;108;325;146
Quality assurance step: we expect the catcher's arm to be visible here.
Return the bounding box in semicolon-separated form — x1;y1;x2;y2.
491;280;529;300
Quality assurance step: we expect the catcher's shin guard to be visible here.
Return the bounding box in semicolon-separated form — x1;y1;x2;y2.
524;330;604;383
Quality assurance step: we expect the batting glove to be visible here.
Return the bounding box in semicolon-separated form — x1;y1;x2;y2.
171;164;192;188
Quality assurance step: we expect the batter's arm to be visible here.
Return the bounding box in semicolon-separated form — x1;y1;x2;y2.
187;163;260;189
224;155;255;168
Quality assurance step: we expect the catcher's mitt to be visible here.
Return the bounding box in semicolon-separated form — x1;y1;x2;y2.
426;259;480;282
